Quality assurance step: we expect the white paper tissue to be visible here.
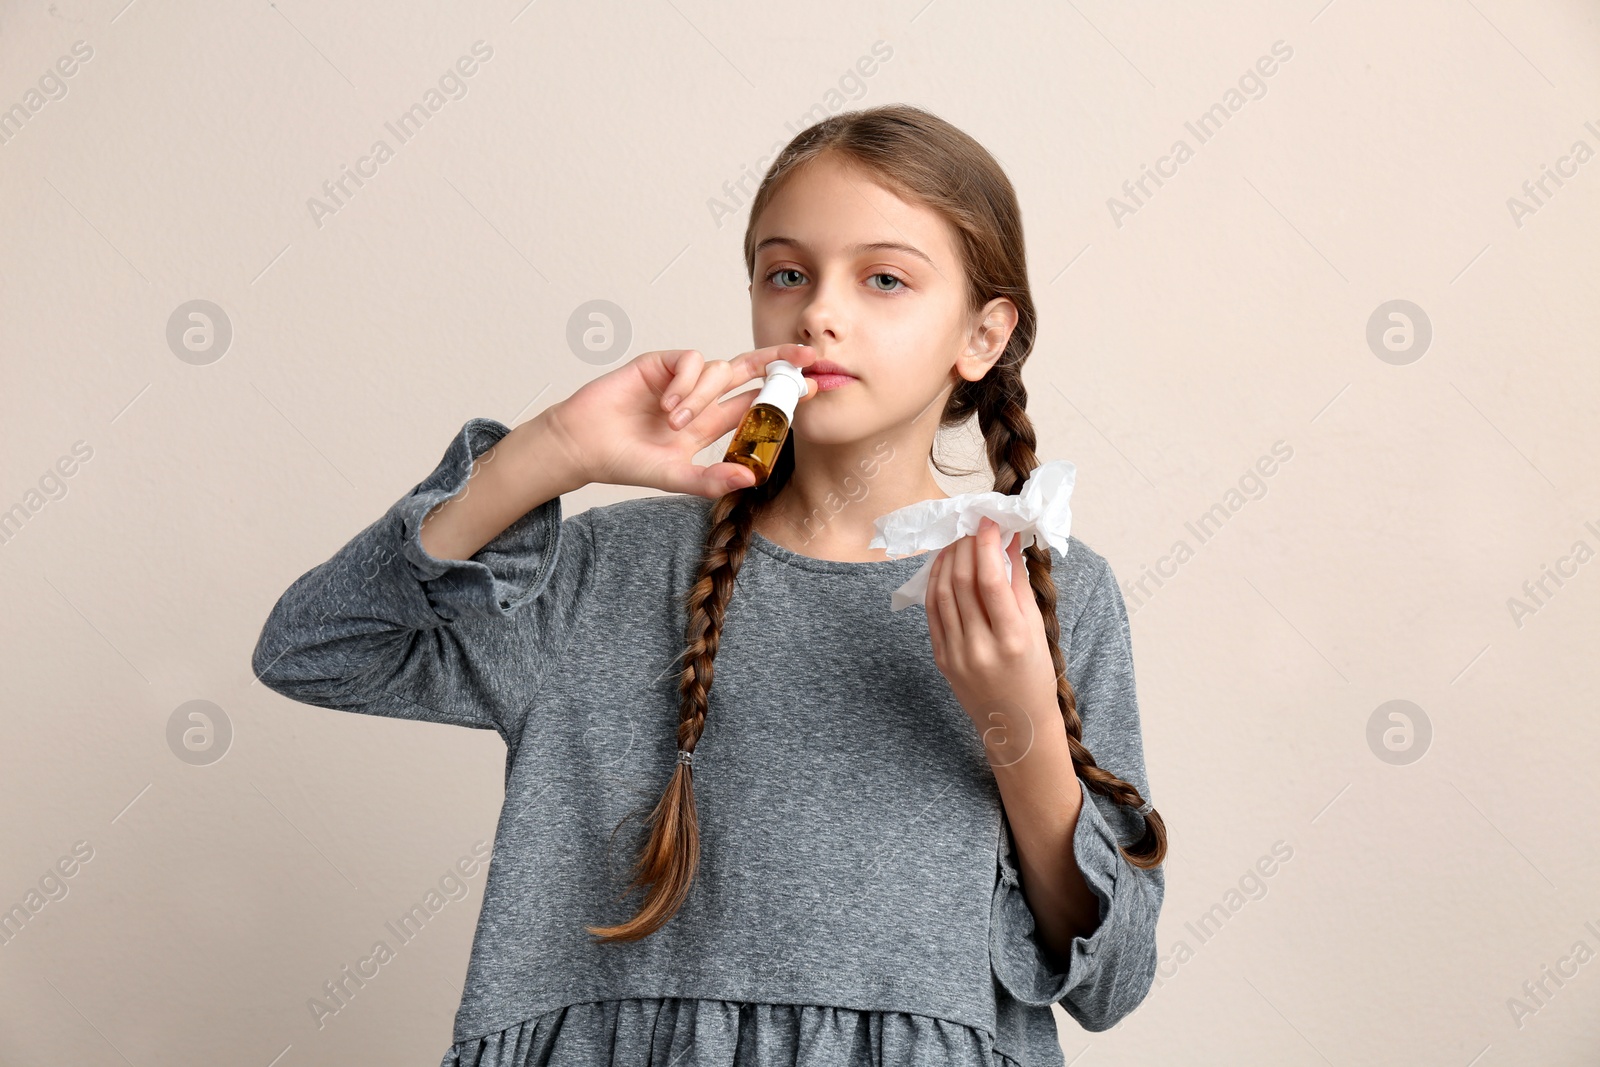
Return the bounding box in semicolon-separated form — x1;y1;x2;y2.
867;459;1077;611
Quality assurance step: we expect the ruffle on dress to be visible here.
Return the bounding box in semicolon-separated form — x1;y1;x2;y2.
398;417;568;623
989;775;1126;1007
441;998;1025;1067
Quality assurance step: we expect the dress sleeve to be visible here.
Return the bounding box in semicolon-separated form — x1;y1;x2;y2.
989;556;1163;1032
249;417;598;752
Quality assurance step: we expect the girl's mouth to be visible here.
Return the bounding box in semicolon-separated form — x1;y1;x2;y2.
802;358;858;392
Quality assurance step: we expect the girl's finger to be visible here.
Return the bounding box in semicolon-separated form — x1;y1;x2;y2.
930;543;963;646
678;358;745;425
949;529;989;635
658;349;705;414
702;461;758;494
730;342;817;383
658;458;755;498
975;521;1020;637
1006;532;1030;610
665;358;734;430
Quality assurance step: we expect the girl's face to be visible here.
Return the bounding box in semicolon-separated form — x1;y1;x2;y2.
748;154;1011;447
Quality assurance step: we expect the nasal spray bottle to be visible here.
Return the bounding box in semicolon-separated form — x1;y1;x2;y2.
722;359;806;487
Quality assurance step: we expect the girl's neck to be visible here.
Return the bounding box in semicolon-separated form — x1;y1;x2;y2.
756;465;949;563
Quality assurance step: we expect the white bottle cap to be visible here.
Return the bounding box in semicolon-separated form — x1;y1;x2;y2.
754;359;806;422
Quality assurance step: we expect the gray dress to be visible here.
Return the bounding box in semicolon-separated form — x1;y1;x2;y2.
251;418;1164;1067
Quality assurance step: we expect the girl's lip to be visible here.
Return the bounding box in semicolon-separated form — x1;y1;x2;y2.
810;373;857;392
802;359;856;379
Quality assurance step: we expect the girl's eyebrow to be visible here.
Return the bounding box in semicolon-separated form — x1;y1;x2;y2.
753;235;935;269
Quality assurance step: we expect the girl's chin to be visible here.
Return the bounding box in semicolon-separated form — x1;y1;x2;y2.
789;417;896;449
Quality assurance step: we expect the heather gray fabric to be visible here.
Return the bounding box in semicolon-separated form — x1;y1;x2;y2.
251;418;1164;1067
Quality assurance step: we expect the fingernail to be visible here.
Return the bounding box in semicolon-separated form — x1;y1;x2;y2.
670;407;689;428
663;393;681;411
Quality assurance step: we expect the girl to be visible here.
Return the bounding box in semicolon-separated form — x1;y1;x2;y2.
254;104;1165;1067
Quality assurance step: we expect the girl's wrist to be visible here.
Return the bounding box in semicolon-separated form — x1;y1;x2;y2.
509;404;592;494
419;410;589;562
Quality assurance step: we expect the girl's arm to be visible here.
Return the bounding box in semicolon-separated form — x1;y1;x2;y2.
987;552;1164;1032
249;413;598;752
922;518;1163;1031
250;345;813;751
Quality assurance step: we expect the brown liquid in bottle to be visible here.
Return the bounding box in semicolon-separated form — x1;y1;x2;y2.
724;403;790;486
721;359;805;487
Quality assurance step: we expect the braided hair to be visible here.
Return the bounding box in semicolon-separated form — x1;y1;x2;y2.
586;104;1166;943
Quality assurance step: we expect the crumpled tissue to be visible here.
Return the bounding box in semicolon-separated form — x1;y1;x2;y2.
868;459;1077;611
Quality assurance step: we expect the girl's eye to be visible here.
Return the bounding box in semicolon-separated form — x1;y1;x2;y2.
762;268;907;292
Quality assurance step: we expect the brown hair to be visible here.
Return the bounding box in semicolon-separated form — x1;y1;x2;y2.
585;103;1166;942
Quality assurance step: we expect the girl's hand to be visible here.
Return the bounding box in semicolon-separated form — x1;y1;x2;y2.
925;517;1060;760
544;343;818;498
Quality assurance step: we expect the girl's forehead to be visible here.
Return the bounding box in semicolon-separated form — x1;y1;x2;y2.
755;201;957;270
766;156;929;215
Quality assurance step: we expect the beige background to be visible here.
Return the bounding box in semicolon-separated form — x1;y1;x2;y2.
2;0;1598;1063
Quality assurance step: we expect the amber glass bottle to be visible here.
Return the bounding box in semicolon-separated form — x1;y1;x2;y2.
723;359;805;487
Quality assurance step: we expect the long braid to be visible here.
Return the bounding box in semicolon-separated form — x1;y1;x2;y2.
977;373;1167;868
585;446;792;941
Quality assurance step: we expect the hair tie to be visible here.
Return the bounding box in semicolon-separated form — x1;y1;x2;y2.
677;748;695;768
1135;799;1153;816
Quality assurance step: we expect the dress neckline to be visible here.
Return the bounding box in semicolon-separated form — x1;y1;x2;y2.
747;528;934;574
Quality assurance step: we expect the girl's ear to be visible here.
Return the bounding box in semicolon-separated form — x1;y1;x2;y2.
954;298;1018;382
